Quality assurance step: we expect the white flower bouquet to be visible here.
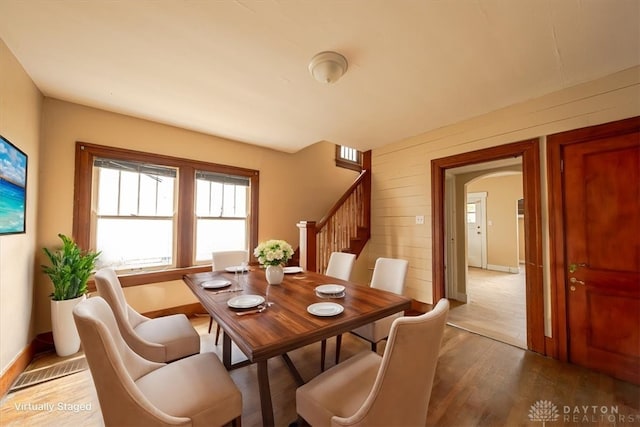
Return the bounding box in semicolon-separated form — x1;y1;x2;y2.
254;239;294;266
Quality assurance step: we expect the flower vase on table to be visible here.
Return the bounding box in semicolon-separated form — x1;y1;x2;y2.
265;265;285;285
254;239;294;286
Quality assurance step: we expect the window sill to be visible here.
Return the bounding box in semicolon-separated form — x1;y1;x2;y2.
87;265;212;291
335;158;362;172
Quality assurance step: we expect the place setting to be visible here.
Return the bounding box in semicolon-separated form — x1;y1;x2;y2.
228;294;274;316
314;284;346;299
224;264;250;273
306;284;346;317
307;302;344;317
199;278;242;295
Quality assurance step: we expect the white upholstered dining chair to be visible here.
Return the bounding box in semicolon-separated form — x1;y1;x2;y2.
212;250;249;273
333;257;409;366
94;267;200;363
74;296;242;427
297;298;449;427
325;251;356;281
321;251;357;370
351;257;409;349
210;250;249;343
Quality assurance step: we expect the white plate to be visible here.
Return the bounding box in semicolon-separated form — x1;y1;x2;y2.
316;291;345;299
225;265;249;273
201;279;231;289
315;284;346;295
307;302;344;317
284;266;303;274
227;295;265;309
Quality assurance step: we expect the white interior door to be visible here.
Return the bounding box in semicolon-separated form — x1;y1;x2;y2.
466;192;487;268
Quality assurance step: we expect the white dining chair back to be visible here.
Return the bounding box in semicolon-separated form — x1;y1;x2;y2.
347;257;409;355
320;251;357;370
370;257;409;294
329;257;409;369
325;252;356;281
212;250;249;271
210;250;249;342
297;299;450;427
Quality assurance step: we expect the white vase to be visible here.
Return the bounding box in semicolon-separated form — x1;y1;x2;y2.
265;265;284;285
51;294;86;357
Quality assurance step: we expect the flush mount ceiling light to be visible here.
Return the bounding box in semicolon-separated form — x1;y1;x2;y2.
308;51;348;84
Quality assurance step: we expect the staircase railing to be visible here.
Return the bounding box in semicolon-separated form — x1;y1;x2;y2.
297;152;371;274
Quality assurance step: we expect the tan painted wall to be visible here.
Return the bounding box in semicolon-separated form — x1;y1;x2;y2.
369;66;640;318
468;173;523;270
35;99;358;333
0;39;43;375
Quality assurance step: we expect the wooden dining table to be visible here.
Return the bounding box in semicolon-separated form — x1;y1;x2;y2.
183;267;411;426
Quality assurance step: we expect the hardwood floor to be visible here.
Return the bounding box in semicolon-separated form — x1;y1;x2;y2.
447;267;527;348
1;316;638;426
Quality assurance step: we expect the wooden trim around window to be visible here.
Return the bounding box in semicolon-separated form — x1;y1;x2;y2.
335;145;362;172
73;142;259;286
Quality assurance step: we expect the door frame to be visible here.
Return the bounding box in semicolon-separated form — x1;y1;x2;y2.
445;176;458;300
432;138;545;354
547;116;640;362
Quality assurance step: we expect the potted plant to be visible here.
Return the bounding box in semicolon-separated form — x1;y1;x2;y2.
253;239;294;285
42;233;100;356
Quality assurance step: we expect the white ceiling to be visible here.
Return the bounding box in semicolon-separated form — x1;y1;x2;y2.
1;0;638;153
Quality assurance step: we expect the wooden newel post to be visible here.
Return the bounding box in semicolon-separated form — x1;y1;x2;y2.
297;221;317;273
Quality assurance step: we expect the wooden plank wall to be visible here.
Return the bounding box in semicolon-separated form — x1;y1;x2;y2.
368;66;640;306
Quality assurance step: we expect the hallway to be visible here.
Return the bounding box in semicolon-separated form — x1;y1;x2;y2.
447;267;527;348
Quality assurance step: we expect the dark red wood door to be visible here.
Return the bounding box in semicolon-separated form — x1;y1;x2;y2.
563;129;640;384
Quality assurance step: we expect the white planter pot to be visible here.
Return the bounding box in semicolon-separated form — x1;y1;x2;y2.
265;265;284;285
51;295;86;357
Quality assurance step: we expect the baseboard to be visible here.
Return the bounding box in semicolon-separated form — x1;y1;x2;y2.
33;331;55;354
0;339;37;398
486;264;521;274
545;335;557;358
455;292;468;303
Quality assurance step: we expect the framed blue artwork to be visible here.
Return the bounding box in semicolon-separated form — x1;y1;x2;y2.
0;134;28;235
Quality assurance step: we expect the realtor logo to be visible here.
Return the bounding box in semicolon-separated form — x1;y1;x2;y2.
529;400;560;426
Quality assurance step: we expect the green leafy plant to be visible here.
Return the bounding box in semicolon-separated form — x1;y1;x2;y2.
42;234;101;301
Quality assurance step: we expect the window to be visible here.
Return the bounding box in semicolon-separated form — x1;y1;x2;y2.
195;171;249;262
335;145;362;171
517;198;525;216
74;142;259;282
466;202;476;223
93;159;177;271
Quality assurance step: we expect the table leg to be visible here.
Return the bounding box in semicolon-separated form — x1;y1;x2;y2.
320;339;326;371
282;353;305;386
223;332;232;369
257;360;275;427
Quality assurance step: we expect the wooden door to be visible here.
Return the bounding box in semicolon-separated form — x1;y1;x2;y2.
559;121;640;384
